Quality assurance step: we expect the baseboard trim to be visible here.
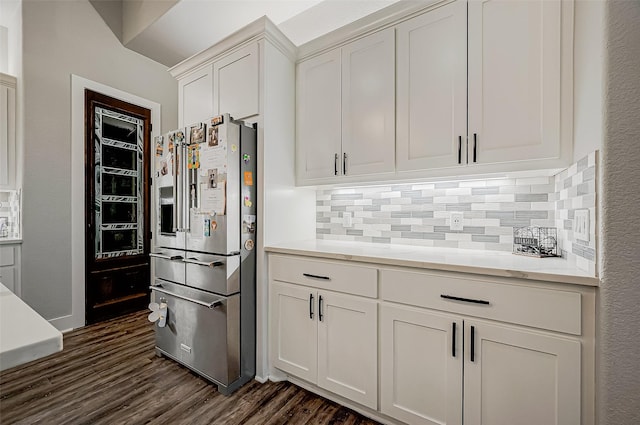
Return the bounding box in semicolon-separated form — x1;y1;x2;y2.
254;375;268;384
48;314;78;333
287;376;401;425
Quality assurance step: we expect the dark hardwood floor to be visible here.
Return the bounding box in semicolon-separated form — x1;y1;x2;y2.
0;311;380;425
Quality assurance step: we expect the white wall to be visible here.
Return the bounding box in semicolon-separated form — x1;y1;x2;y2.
599;1;640;423
20;0;177;324
122;0;178;44
573;0;605;162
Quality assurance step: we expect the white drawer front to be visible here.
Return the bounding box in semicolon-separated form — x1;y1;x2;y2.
380;268;581;335
0;246;15;267
270;255;377;298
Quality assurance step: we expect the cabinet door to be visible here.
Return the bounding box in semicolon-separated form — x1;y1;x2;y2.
468;0;563;165
0;75;16;188
317;291;378;409
341;28;395;177
213;43;259;120
464;321;581;425
179;64;213;127
296;49;342;181
270;282;318;383
380;304;462;425
396;1;467;172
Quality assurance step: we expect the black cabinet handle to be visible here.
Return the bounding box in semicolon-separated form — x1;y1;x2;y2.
309;293;314;320
318;295;324;322
303;273;330;280
470;325;476;362
343;152;347;175
473;133;477;163
334;153;338;176
440;294;490;305
452;322;457;357
458;136;462;164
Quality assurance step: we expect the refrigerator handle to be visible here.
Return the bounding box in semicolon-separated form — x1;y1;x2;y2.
183;144;191;232
172;143;179;232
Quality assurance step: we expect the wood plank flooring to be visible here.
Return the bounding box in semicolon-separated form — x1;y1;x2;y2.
0;311;380;425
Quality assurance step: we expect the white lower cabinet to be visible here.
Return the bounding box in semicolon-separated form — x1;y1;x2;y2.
271;280;378;409
381;304;581;425
269;254;592;425
380;304;463;425
464;320;581;425
0;244;20;295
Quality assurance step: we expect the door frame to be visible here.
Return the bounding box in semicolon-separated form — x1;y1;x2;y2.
67;75;160;330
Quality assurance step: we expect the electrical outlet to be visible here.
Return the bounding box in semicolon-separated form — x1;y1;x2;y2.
343;211;353;228
450;212;464;231
574;209;590;241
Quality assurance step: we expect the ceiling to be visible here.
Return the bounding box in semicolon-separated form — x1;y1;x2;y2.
91;0;399;67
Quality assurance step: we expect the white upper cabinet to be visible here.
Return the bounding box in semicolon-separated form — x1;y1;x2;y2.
468;0;564;165
396;1;467;172
0;73;17;189
341;28;395;178
296;28;395;184
295;0;573;184
213;43;259;121
178;65;213;127
296;49;342;180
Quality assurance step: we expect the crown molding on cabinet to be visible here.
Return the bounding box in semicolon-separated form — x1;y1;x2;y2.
296;0;450;61
169;16;297;80
0;72;16;88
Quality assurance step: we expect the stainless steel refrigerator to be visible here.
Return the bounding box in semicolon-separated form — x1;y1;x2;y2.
150;114;256;395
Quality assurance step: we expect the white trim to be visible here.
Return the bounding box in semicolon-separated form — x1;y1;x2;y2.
70;75;161;330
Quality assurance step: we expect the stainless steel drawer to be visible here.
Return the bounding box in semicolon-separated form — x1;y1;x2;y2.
184;252;240;296
151;279;240;386
150;248;185;284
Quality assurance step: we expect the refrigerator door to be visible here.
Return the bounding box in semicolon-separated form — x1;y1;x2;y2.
154;130;186;250
151;279;240;386
185;115;241;255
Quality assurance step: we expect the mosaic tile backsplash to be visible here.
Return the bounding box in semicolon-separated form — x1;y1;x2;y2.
316;152;598;274
554;151;598;275
0;190;20;239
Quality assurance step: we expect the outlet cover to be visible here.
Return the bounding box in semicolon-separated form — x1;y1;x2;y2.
574;209;590;241
343;211;353;228
450;212;464;231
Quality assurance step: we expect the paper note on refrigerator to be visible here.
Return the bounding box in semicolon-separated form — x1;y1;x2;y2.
201;185;226;216
200;144;227;172
190;210;203;239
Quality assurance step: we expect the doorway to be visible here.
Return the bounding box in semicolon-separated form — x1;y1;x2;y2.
84;89;151;324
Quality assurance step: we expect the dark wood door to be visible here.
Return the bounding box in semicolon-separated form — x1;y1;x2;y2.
85;89;151;324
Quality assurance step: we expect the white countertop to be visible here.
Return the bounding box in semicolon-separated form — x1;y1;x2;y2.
0;237;22;245
0;282;63;371
265;240;599;286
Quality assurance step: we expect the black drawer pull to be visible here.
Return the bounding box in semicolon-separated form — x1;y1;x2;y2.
440;295;490;305
303;273;330;280
470;325;476;362
452;322;457;358
309;293;314;320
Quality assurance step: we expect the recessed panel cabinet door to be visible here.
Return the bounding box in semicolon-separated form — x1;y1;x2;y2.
341;28;395;177
396;0;467;172
296;49;342;181
317;291;378;409
213;43;259;120
380;304;462;425
464;320;581;425
270;282;318;383
179;65;213;127
468;0;563;165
